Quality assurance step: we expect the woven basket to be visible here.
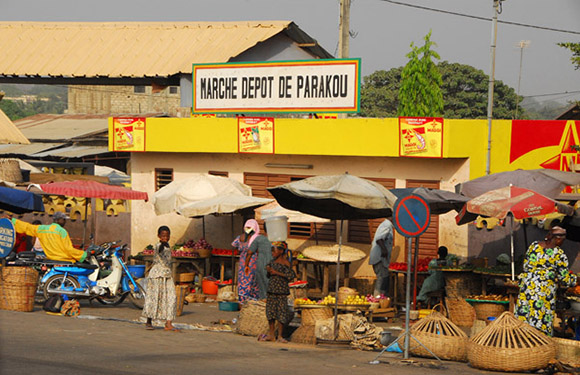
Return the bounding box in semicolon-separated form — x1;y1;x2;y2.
236;300;269;337
0;266;39;312
176;272;195;283
472;302;507;320
337;287;357;304
301;307;333;326
194;248;212;258
446;298;476;327
291;325;317;345
350;276;376;297
553;337;580;367
0;159;23;183
467;311;556;372
175;285;189;317
444;273;481;299
185;293;206;303
398;311;469;362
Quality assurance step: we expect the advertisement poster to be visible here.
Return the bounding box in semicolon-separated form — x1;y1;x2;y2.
399;117;443;157
0;218;15;259
112;117;146;152
238;117;274;154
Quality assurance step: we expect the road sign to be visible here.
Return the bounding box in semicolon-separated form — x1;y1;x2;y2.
393;195;430;237
0;218;16;258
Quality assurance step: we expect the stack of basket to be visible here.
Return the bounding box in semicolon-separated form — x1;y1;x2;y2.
236;300;270;337
0;266;39;312
398;310;469;362
292;306;333;345
467;311;556;372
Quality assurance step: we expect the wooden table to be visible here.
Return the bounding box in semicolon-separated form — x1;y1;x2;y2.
473;270;512;295
296;258;352;297
142;255;209;284
210;254;239;283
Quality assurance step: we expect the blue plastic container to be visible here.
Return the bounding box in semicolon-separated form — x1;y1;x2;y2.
127;265;146;279
218;301;240;311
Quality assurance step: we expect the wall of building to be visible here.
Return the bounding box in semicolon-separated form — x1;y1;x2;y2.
130;151;469;277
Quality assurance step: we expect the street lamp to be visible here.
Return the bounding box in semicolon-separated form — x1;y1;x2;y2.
486;0;503;176
515;40;531;119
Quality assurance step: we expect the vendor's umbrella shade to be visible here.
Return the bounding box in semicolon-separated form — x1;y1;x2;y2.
268;174;397;220
39;180;148;201
176;194;273;217
0;186;44;214
255;201;330;223
456;185;573;224
152;174;253;215
456;169;580;199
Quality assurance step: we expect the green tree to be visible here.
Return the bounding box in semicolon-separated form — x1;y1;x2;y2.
360;62;523;119
397;31;444;117
558;42;580;69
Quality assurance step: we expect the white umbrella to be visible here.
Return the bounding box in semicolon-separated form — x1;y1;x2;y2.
152;174;253;215
177;194;273;217
254;201;329;223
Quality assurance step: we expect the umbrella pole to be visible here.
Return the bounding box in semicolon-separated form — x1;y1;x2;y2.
202;216;206;238
231;214;236;287
334;219;343;340
510;216;516;281
313;222;319;245
82;198;89;248
404;236;412;359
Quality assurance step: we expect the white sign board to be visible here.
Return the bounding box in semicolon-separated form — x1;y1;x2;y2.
192;59;360;114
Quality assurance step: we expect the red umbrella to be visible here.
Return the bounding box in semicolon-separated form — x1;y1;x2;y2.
39;180;148;201
39;180;148;246
456;185;574;280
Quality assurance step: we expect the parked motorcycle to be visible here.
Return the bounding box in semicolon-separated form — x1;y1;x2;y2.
40;241;146;309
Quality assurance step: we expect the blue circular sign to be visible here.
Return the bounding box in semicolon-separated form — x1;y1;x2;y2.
393;195;431;238
0;218;16;258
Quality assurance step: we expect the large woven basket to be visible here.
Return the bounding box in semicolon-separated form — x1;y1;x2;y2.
446;298;476;327
291;325;316;345
0;266;39;312
467;311;556;372
301;306;333;326
236;300;269;337
444;273;481;299
337;287;357;304
0;158;23;183
398;311;469;362
175;285;189;317
472;301;507;320
552;337;580;367
349;276;376;296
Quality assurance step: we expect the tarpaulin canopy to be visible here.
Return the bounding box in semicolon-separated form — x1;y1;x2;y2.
39;180;148;201
0;186;44;214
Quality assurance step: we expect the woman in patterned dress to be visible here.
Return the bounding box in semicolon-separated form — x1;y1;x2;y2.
515;226;577;336
263;241;295;342
232;219;260;302
142;226;179;331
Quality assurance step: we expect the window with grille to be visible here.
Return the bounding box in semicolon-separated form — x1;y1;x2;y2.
134;85;146;93
209;170;229;177
155;168;173;191
244;172;337;241
347;177;396;244
169;86;178;94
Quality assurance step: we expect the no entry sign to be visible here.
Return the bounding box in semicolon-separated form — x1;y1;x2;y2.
393;195;430;238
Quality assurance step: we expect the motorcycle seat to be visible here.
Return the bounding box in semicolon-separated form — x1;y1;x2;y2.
16;251;36;259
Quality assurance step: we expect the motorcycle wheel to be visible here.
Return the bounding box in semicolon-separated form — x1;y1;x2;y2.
43;274;80;300
95;292;127;306
128;279;146;309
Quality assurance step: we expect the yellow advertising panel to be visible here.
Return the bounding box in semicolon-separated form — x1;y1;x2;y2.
112;117;146;152
238;117;275;154
399;117;443;157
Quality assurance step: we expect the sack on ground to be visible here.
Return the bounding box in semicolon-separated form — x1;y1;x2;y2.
61;300;80;317
43;295;64;313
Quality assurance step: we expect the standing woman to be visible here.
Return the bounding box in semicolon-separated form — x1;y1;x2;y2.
232;219;260;302
515;226;577;336
247;220;273;300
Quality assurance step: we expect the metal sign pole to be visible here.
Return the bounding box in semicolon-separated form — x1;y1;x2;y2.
404;236;412;359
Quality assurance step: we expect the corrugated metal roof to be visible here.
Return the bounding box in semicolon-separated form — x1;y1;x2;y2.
0;21;330;78
32;145;109;158
0;109;30;144
14;114;109;140
0;142;64;156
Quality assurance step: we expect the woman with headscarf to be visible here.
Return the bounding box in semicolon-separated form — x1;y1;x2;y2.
246;220;273;299
232;219;268;301
515;226;577;336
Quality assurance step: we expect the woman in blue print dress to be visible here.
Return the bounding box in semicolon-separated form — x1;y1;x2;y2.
232;219;261;302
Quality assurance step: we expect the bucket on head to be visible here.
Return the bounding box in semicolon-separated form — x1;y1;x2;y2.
264;215;288;242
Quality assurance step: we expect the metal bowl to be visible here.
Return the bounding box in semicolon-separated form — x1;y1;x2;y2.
379;331;394;346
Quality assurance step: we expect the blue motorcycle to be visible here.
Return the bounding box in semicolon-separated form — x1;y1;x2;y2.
41;241;146;308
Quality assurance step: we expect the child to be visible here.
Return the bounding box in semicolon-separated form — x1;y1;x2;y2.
142;225;179;331
262;241;295;343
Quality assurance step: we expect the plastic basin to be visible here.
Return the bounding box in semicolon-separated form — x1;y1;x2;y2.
218;301;240;311
127;265;145;279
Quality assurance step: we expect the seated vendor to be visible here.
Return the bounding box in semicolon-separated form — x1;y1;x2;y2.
416;246;448;308
10;212;87;263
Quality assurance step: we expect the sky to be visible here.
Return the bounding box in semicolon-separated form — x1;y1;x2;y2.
1;0;579;104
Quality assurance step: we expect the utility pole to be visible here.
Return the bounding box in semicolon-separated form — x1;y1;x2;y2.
486;0;501;176
338;0;351;59
515;40;531;119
